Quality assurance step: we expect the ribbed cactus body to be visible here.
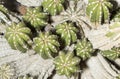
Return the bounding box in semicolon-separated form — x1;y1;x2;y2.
86;0;113;24
5;22;32;53
23;7;47;29
42;0;65;15
33;32;60;59
55;22;78;46
75;39;94;60
101;47;120;60
54;51;80;77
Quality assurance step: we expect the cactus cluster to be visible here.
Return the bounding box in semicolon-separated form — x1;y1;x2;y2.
1;0;120;78
54;51;80;77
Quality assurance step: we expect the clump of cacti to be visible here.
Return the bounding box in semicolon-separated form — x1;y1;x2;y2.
0;0;120;79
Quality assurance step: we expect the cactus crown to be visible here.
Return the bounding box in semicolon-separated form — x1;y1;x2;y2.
42;0;65;15
54;51;80;77
5;22;32;53
75;39;94;60
33;32;60;59
86;0;113;25
55;22;78;46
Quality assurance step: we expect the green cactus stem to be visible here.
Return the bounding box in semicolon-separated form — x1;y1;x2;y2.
42;0;65;15
86;0;113;25
5;22;32;53
0;64;14;79
33;32;60;59
54;51;80;77
55;22;78;46
75;39;94;60
23;7;48;29
101;47;120;60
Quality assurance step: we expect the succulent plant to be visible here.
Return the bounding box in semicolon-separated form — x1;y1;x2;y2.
2;0;120;79
75;39;94;60
55;22;78;46
60;0;85;23
54;51;80;77
23;7;48;29
42;0;65;15
17;75;33;79
86;0;113;25
5;22;32;53
106;22;120;41
0;64;14;79
33;32;60;59
101;47;120;60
